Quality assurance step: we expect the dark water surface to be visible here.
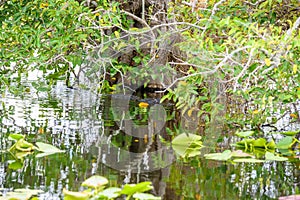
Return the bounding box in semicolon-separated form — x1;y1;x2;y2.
0;81;299;200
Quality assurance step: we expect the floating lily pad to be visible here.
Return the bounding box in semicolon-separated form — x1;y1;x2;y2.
231;150;254;158
3;188;43;200
96;187;121;199
233;158;264;163
15;139;35;152
265;152;288;161
276;136;294;149
8;133;25;141
120;182;153;196
133;193;162;200
81;175;108;189
204;150;232;161
63;189;90;200
171;133;202;157
35;142;65;157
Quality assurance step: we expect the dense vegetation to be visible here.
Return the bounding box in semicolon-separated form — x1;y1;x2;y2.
1;0;299;131
0;1;300;199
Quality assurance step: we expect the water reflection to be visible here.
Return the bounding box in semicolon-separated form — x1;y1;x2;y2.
0;81;299;199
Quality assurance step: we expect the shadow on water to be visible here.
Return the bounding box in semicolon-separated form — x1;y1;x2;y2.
0;81;299;199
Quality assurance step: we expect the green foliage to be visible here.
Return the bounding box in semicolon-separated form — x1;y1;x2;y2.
63;175;160;200
0;188;43;200
6;133;64;170
166;0;300;129
171;133;203;158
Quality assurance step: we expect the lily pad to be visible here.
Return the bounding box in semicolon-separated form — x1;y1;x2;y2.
171;133;202;157
96;187;121;199
3;188;43;200
63;189;90;200
81;175;108;189
8;133;25;141
120;182;153;196
15;139;35;152
233;158;264;163
265;152;288;161
35;142;65;157
231;150;254;158
276;136;294;149
204;150;232;161
133;193;162;200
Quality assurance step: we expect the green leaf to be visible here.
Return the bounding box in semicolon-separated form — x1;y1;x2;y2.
81;175;108;189
35;142;65;153
96;187;121;199
276;136;294;149
120;182;153;196
233;158;264;163
8;133;25;141
252;138;267;148
265;152;288;161
171;133;202;157
204;150;232;161
235;131;254;138
133;193;162;200
4;188;43;200
231;150;254;158
15;139;35;152
63;189;90;200
8;160;23;170
280;131;299;136
267;139;276;149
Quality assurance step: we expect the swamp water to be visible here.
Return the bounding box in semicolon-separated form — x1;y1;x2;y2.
0;80;299;200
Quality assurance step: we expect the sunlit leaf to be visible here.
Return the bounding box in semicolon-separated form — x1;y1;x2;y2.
15;139;35;152
265;152;288;161
276;136;293;149
204;150;232;161
15;151;32;159
96;187;121;199
252;138;267;148
235;131;254;138
233;158;264;163
280;130;299;136
133;192;161;200
172;133;202;157
35;142;65;153
267;139;276;149
4;188;43;200
81;175;108;189
8;133;25;141
231;150;254;158
63;189;90;200
120;182;153;196
8;160;23;170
